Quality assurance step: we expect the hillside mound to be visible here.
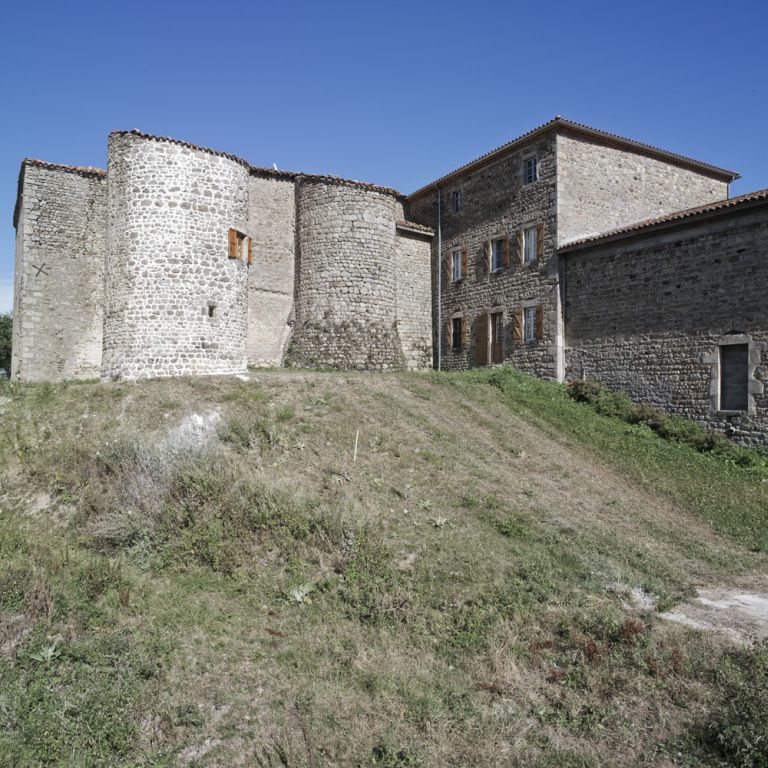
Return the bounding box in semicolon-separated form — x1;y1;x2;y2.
1;368;767;767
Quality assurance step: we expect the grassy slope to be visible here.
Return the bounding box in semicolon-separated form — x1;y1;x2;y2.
0;368;766;768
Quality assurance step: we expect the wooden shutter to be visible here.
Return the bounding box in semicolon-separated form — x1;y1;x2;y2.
443;319;452;353
228;228;238;259
535;304;544;340
461;247;468;279
513;308;523;344
502;237;510;270
515;230;523;265
482;241;491;273
443;250;451;284
461;316;469;348
247;237;254;265
474;314;489;366
536;224;545;260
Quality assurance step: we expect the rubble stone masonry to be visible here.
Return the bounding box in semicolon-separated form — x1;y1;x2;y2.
103;132;249;380
11;163;106;382
563;207;768;447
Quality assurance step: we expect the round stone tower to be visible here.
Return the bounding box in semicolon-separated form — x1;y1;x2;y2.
291;176;403;369
103;131;249;380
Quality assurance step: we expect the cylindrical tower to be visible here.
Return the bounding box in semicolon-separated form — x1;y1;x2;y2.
291;177;403;369
103;131;249;380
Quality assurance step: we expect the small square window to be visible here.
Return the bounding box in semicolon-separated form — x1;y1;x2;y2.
451;190;463;213
205;301;218;319
523;226;537;264
491;238;505;272
452;249;463;282
523;157;538;185
523;306;537;343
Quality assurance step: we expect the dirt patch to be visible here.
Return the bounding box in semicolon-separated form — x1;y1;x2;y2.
661;587;768;645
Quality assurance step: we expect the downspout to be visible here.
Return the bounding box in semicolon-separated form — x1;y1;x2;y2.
436;187;442;371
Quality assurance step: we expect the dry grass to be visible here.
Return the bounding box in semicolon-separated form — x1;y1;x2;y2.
0;369;766;766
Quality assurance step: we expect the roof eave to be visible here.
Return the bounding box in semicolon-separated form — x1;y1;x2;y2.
559;193;768;253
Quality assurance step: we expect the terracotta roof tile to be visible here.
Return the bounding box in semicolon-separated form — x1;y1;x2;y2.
408;116;740;199
559;187;768;251
395;219;434;236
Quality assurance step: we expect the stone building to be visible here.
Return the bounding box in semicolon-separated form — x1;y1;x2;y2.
10;117;767;444
12;130;433;382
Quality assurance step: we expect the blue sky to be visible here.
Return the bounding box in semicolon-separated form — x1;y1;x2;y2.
2;0;767;313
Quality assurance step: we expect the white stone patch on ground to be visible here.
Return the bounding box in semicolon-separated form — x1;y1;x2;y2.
660;588;768;645
161;408;221;452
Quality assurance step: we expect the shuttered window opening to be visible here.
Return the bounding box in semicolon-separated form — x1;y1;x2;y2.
524;156;538;184
491;311;504;363
523;306;537;343
523;226;537;264
228;228;248;260
491;239;506;272
720;344;749;411
451;249;462;282
451;316;466;351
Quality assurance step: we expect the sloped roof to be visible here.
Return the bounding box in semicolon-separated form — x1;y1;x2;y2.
407;116;740;199
559;187;768;252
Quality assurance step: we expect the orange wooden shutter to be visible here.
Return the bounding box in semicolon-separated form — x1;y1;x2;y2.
474;314;489;366
502;237;510;270
443;319;452;352
513;308;523;343
482;241;491;272
461;247;468;279
247;237;253;265
515;230;524;265
536;224;544;260
228;228;238;258
535;304;544;340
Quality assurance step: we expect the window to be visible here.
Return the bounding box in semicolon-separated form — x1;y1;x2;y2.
720;344;749;411
452;249;463;282
451;189;463;213
523;226;537;264
205;301;218;319
452;317;464;350
228;228;249;260
491;238;505;272
523;306;537;343
491;311;504;363
523;157;538;184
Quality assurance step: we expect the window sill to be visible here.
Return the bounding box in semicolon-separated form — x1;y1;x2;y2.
717;410;747;416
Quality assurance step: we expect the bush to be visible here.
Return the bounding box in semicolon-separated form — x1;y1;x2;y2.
0;312;11;377
567;379;604;404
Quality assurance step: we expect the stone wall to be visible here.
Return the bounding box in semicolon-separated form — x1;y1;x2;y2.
246;172;295;367
11;162;106;382
556;131;729;245
563;207;768;447
395;228;433;370
103;132;249;380
407;134;561;379
290;178;404;370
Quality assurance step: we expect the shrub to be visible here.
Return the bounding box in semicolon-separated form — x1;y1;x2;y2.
567;379;604;404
